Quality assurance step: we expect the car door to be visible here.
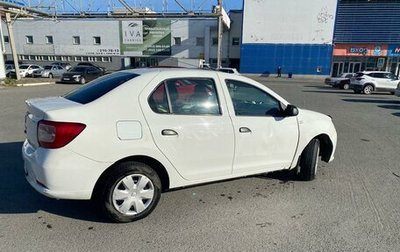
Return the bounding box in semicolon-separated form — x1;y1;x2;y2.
55;66;64;76
142;72;235;181
222;78;299;174
383;72;399;90
86;67;100;81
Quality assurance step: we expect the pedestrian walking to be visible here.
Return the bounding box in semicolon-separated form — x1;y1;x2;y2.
277;66;282;77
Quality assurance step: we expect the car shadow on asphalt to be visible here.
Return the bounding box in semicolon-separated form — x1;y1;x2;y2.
0;141;110;223
342;99;400;104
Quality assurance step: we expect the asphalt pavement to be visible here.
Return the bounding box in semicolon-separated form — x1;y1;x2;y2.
0;80;399;251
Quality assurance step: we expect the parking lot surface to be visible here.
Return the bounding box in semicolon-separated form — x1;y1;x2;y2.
1;79;399;251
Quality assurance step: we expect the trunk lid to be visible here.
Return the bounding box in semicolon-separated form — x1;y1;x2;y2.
25;97;81;149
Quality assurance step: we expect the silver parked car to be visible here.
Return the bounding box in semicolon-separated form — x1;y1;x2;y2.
32;65;66;78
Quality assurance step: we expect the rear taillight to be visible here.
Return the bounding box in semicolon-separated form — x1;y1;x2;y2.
38;120;86;149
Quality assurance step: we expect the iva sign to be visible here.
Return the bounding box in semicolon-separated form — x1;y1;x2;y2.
122;21;143;44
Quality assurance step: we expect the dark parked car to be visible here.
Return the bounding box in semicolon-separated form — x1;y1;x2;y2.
61;66;103;84
77;62;106;73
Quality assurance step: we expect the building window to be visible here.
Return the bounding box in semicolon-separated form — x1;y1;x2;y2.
74;56;82;62
102;57;111;62
232;37;240;46
212;37;218;46
26;35;33;44
196;37;204;46
45;36;53;44
174;37;181;45
82;56;88;62
4;36;9;43
48;56;54;61
73;36;80;45
93;36;101;45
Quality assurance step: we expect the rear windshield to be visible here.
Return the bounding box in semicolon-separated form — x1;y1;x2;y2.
64;72;139;104
70;67;88;72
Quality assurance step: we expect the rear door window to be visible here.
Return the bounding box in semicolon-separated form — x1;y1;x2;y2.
64;72;139;104
148;78;221;115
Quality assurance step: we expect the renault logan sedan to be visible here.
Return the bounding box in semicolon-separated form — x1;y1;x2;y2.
22;69;337;223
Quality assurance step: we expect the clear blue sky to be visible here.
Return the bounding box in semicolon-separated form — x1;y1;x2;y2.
67;0;243;13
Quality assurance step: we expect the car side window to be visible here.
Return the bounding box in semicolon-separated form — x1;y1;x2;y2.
148;83;170;114
148;78;221;115
225;79;282;117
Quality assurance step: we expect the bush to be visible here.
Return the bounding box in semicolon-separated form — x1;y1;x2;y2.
3;77;17;86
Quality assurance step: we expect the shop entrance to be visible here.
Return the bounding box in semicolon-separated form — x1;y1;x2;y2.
390;62;400;77
332;62;345;77
348;62;361;73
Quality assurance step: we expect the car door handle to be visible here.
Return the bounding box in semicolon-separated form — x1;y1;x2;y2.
161;129;178;136
239;127;252;133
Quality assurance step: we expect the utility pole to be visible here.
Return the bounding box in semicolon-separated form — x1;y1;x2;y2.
216;0;223;68
5;13;20;80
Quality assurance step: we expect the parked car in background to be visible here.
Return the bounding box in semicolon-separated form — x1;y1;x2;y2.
216;67;240;75
350;71;399;94
8;64;42;78
33;65;66;78
60;65;103;84
324;73;355;90
5;64;15;77
51;62;72;71
396;83;400;97
23;68;337;223
77;62;106;74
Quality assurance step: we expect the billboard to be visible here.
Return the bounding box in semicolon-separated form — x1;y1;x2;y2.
120;20;171;56
242;0;337;44
387;45;400;57
333;44;388;57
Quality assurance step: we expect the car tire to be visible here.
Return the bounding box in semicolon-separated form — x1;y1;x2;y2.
298;139;320;181
80;77;86;84
48;73;53;79
363;84;374;95
93;161;162;223
343;83;350;90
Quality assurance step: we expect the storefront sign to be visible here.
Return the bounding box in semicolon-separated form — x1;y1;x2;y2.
387;45;400;56
333;44;388;56
120;20;171;56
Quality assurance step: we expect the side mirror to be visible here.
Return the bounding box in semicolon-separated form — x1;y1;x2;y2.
284;104;299;117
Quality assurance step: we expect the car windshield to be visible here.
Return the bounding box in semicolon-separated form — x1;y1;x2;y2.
70;67;87;72
44;66;52;70
19;65;29;69
64;72;139;104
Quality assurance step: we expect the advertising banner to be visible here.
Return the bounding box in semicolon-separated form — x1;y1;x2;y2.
387;45;400;57
120;20;171;56
333;44;388;56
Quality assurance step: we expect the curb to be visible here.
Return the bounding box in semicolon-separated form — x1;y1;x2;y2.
16;82;55;87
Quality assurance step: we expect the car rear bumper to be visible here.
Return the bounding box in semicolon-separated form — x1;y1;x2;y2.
22;139;111;200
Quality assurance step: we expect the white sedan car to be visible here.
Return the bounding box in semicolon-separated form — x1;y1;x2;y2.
23;69;337;222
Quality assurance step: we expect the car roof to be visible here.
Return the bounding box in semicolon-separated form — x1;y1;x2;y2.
121;67;220;76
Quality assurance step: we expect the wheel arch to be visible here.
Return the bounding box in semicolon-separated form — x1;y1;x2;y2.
91;155;170;199
314;133;334;162
363;83;375;90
